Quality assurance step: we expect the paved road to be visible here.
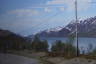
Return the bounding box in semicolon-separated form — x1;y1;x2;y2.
0;53;40;64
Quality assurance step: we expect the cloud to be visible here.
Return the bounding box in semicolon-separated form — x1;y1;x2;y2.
46;0;92;11
77;0;92;10
28;5;66;12
59;7;65;11
8;9;39;17
44;7;52;12
47;0;67;5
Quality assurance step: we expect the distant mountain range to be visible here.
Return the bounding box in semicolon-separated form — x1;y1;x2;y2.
1;16;96;38
36;16;96;37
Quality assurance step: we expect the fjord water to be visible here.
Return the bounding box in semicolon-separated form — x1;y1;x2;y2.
40;37;96;51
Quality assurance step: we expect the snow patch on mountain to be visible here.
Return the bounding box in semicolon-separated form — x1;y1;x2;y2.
45;26;64;33
65;26;72;31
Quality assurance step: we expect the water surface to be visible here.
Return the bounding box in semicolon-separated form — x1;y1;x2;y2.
40;37;96;52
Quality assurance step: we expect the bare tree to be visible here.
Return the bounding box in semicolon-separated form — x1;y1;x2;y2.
87;43;93;54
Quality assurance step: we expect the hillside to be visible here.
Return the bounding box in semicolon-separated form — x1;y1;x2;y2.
0;29;27;52
36;16;96;37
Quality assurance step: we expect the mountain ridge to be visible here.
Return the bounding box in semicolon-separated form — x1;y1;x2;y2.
35;16;96;37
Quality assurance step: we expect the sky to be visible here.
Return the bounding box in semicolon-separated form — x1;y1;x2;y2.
0;0;96;36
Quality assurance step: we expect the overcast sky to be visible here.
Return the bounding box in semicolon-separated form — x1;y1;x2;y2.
0;0;96;36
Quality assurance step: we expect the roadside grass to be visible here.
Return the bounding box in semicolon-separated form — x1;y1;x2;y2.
79;54;96;60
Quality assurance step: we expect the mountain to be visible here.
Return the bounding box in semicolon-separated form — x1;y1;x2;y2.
66;16;96;37
0;29;25;40
36;16;96;37
0;29;13;37
36;27;71;37
0;29;27;51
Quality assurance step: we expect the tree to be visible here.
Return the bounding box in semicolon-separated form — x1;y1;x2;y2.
67;34;75;44
31;35;49;52
51;35;77;57
80;46;85;55
87;43;93;54
31;35;41;51
65;34;77;56
42;40;49;52
51;40;65;53
91;47;96;56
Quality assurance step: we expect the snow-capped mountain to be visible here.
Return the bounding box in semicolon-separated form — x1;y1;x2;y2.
45;26;64;33
35;16;96;37
36;26;71;37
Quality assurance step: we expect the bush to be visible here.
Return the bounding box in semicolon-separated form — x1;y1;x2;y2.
51;40;65;53
51;35;77;57
51;40;77;57
91;47;96;56
31;35;49;52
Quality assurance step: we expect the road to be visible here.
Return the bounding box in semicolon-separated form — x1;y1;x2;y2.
0;53;41;64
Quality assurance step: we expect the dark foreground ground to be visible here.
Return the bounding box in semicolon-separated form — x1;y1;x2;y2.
0;53;96;64
0;53;41;64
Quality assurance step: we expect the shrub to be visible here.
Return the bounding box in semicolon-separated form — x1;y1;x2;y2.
51;35;77;57
31;35;49;52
